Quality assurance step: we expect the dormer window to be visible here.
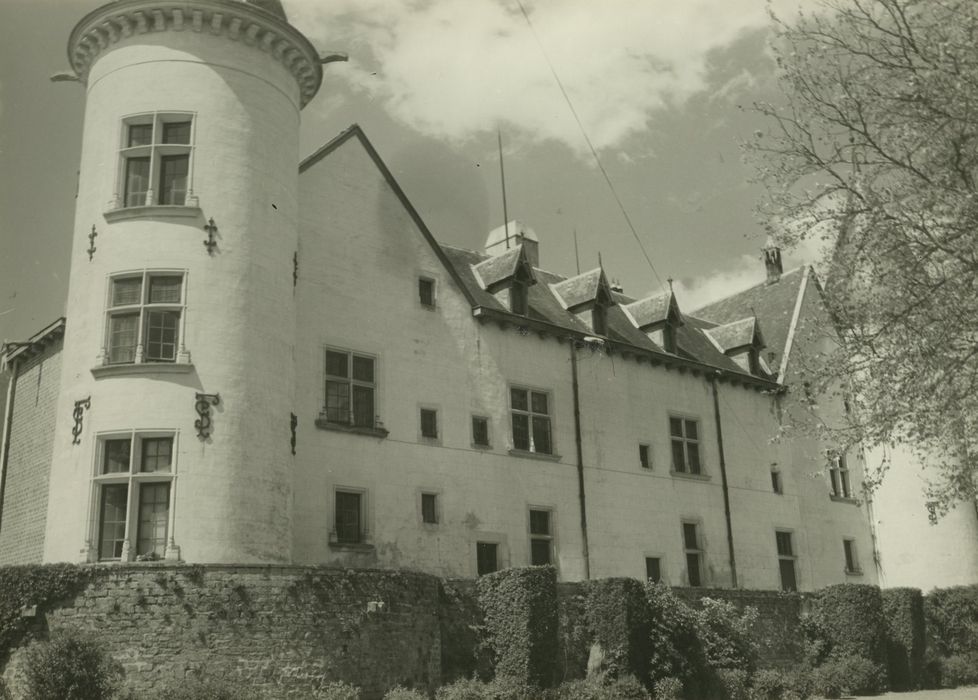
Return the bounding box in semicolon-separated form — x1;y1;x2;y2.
591;305;607;336
473;245;537;318
551;267;615;336
623;291;683;354
703;316;768;376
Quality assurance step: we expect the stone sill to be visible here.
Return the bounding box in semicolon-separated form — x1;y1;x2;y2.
314;419;389;438
844;568;864;577
328;542;375;552
508;449;561;462
104;205;202;222
91;362;194;379
670;470;711;482
830;495;860;505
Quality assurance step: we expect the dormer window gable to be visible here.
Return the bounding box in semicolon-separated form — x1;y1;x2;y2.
472;244;537;315
623;291;684;353
703;317;770;376
550;268;615;336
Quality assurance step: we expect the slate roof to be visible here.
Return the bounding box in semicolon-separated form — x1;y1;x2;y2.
550;268;607;310
441;245;751;378
691;267;807;378
705;317;763;353
623;292;677;330
472;245;530;290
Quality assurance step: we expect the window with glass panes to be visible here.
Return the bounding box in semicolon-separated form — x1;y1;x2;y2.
334;491;363;544
120;114;193;207
94;434;174;561
472;416;490;447
776;530;797;591
106;272;184;365
682;521;702;587
477;542;499;576
829;452;852;498
420;408;438;439
324;350;376;428
529;508;553;565
511;387;552;454
670;417;701;474
843;538;860;573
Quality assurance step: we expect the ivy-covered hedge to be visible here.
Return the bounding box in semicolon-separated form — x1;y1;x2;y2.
645;583;709;696
882;587;925;691
807;584;886;665
925;584;978;657
0;564;95;662
583;577;650;682
477;566;558;687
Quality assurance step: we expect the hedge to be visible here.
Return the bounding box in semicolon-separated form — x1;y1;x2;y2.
583;577;650;682
807;584;886;665
645;583;709;696
477;566;558;687
924;584;978;657
881;587;925;691
0;564;95;663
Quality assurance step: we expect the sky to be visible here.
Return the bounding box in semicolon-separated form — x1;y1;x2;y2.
0;0;826;347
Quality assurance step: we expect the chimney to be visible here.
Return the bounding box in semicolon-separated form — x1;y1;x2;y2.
763;243;782;284
485;220;539;268
610;279;623;294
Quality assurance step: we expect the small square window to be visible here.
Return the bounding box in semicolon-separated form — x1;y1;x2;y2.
419;278;435;308
421;493;438;524
645;556;661;583
472;416;490;447
420;408;438;439
639;444;651;469
771;469;783;494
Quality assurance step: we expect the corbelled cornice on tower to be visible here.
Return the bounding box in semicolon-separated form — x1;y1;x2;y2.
67;0;323;107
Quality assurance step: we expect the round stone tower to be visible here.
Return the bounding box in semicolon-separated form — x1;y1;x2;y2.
44;0;322;564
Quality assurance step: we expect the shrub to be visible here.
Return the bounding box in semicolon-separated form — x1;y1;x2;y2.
812;654;887;697
940;651;978;688
584;578;650;681
696;597;759;674
311;681;362;700
22;629;123;700
0;677;9;700
148;675;263;700
651;676;683;700
384;687;428;700
749;669;812;700
807;584;886;665
925;584;978;656
477;566;558;687
645;583;707;689
716;668;749;700
553;672;649;699
435;678;487;700
881;587;926;691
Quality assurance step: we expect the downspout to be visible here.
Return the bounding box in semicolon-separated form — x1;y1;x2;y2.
710;372;738;588
570;340;591;579
0;358;19;535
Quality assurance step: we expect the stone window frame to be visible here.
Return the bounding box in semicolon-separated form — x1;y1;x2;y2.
475;534;508;577
418;276;436;309
319;347;381;431
471;415;491;449
775;528;798;591
681;518;704;587
329;485;372;549
843;537;862;575
639;442;652;470
105;111;199;220
828;450;853;500
95;269;191;372
669;414;706;477
418;488;442;527
771;467;783;494
509;385;556;457
528;505;557;568
85;429;180;564
419;405;440;443
645;554;664;583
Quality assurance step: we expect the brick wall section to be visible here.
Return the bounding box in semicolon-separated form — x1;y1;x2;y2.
0;343;62;565
672;586;808;669
4;565;441;700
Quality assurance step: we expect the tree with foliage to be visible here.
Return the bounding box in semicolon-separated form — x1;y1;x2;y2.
747;0;978;518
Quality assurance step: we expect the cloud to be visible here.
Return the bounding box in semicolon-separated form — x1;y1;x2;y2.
288;0;803;155
674;254;766;312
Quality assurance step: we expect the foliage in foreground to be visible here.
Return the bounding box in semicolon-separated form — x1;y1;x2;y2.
22;629;123;700
748;0;978;517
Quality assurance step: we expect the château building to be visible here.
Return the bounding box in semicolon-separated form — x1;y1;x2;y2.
2;0;960;591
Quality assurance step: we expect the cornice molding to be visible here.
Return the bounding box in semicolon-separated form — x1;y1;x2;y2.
67;0;323;107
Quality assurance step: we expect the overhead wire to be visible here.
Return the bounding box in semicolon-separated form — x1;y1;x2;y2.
513;0;667;293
